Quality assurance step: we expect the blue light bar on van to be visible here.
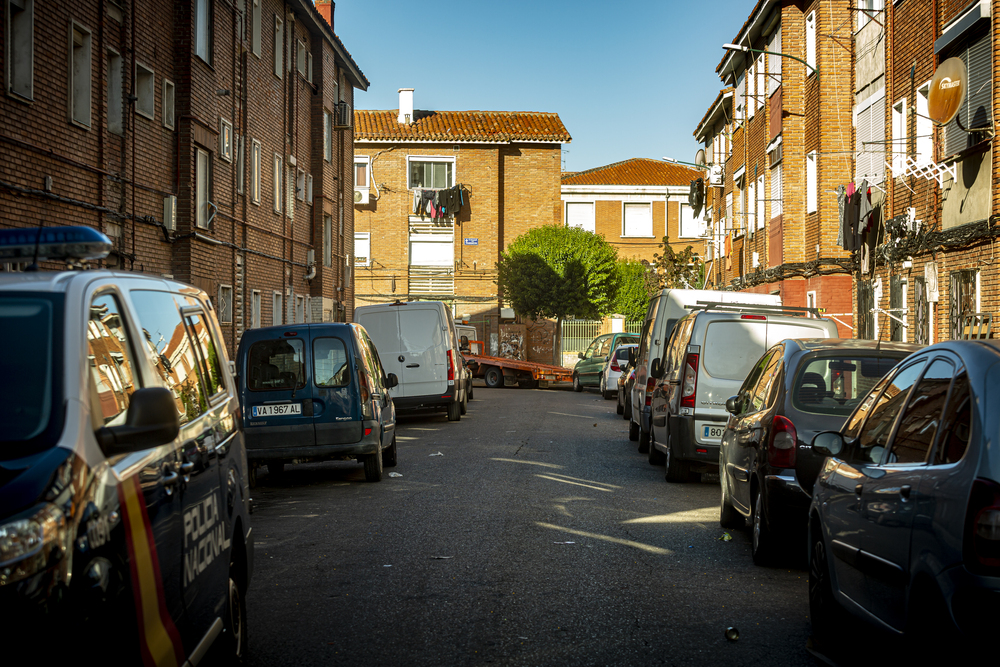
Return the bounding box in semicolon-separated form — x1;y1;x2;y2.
0;226;112;262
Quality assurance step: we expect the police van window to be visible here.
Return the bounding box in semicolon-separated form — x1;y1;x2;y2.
129;290;208;424
88;294;137;426
247;339;306;391
1;293;64;449
184;312;225;399
313;337;350;388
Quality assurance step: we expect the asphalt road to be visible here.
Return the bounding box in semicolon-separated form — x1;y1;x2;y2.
245;384;821;666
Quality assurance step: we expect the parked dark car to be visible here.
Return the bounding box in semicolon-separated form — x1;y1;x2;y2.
808;340;1000;650
236;322;398;482
618;358;637;417
719;339;919;564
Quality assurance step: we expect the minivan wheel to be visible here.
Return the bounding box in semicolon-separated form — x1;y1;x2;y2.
638;427;650;454
751;488;774;565
628;419;639;441
648;430;665;465
447;400;462;421
573;374;583;392
468;384;474;401
720;479;742;529
484;367;504;388
364;440;384;482
622;397;631;420
616;394;624;414
383;434;398;467
460;390;468;415
665;441;690;483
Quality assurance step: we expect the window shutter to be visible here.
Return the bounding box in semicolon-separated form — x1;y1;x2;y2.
855;104;871;183
623;203;652;237
945;31;992;157
770;163;782;218
870;96;885;183
735;74;745;122
768;27;782;96
566;202;595;232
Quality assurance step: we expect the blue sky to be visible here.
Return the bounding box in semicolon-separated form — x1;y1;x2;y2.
333;0;754;173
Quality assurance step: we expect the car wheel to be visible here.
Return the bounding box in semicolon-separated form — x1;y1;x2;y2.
247;463;258;489
628;418;639;441
600;375;613;400
267;461;285;479
616;393;624;415
622;397;631;420
468;384;474;401
364;438;384;482
484;367;503;388
665;439;690;483
460;390;468;415
447;400;462;421
648;429;665;465
383;434;398;467
751;488;774;565
809;530;846;648
638;426;650;454
223;554;248;665
573;373;583;392
720;478;742;529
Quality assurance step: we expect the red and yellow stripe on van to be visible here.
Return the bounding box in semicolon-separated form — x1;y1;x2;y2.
119;474;186;667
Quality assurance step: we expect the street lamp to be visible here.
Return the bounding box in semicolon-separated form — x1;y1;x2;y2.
722;43;817;76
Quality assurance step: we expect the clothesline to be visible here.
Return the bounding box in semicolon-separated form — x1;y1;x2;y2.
411;184;468;220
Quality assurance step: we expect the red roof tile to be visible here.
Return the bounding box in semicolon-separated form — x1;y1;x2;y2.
354;110;571;143
561;158;701;187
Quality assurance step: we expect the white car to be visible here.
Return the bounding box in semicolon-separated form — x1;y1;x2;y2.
601;343;637;400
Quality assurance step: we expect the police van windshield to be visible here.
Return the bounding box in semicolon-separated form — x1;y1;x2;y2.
0;293;64;455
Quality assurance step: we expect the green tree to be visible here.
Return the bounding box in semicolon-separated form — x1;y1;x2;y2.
612;258;657;322
651;235;705;289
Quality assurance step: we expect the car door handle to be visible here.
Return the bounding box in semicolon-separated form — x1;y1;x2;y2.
900;485;911;499
406;364;420;368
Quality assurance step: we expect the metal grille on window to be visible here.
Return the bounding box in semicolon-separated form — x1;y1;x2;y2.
950;269;978;340
913;277;929;345
857;279;875;339
889;276;903;341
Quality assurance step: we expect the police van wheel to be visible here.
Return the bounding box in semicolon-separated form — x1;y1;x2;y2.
224;564;248;664
364;440;384;482
247;463;258;489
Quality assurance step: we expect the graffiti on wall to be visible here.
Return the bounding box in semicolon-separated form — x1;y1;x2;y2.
499;324;527;360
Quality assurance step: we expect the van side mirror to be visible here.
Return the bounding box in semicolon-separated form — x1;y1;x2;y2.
726;395;739;414
96;387;180;456
385;373;399;389
650;357;663;379
812;432;845;457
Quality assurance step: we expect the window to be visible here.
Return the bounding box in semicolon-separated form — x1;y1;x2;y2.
273;153;282;213
296;168;305;201
890;276;907;342
286;165;295;218
162;79;175;129
747;179;756;231
855;89;886;183
273;16;283;78
305;174;313;203
891;98;907;174
304;296;312;323
69;21;92;127
134;62;154;119
805;11;816;73
246;338;304;391
734;184;743;236
725;192;733;235
755;54;764;114
323;214;332;267
6;0;33;100
735;72;745;123
806;151;817;213
295;295;304;323
306;53;313;84
196;148;212;229
194;0;212;64
950;269;979;340
747;59;755;120
915;82;932;164
355;232;370;266
296;40;305;76
218;285;233;324
856;360;926;462
767;26;782;96
313;338;350;388
888;358;952;464
857;0;883;30
324;111;332;162
623;203;652;237
107;50;123;134
251;0;261;57
219;118;233;162
250;139;261;204
943;30;991;157
272;291;283;326
88;293;137;425
408;157;454;189
236;135;245;195
770;163;783;218
934;371;970;464
251;290;261;328
756;174;765;230
354;158;370;189
566;202;595;233
679;203;704;239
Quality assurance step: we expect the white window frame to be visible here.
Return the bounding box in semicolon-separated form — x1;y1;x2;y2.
273;16;283;79
236;135;245;195
355;232;371;267
273;153;283;213
218;284;233;324
354;156;370;189
622;202;653;238
134;61;155;120
770;163;783;218
565;201;595;233
196;148;212;229
219;118;233;162
323;214;333;267
6;0;34;101
916;81;932;165
407;156;456;190
296;39;305;76
891;98;907;174
251;0;261;57
805;12;816;74
286;164;295;218
272;291;283;326
162;79;175;129
250;139;261;205
324;110;332;162
756;174;765;230
806;150;817;213
69;20;93;128
678;203;704;239
306;53;313;84
296;168;305;201
305;173;313;204
251;289;261;328
107;49;123;135
295;295;304;323
857;0;883;31
747;179;756;231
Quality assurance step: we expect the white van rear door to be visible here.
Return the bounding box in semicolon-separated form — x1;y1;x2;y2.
397;305;449;398
356;308;404;389
699;320;769;416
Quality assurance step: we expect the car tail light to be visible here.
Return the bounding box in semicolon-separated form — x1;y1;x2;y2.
965;478;1000;573
447;350;455;382
645;377;656;406
611;359;621;372
680;353;699;409
767;415;797;468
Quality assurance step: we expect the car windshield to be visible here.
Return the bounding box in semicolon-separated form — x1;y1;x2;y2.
0;293;64;456
792;354;906;416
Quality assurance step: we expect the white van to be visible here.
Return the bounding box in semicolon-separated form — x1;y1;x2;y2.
630;289;781;450
355;301;470;421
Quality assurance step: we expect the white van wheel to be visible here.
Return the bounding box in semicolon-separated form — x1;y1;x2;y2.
447;400;462;421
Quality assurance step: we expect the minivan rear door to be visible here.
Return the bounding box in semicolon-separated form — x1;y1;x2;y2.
242;331;315;449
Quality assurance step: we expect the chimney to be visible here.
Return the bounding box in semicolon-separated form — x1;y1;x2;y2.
397;88;414;124
315;0;333;29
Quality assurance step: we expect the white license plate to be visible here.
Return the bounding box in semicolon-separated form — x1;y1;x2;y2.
702;425;725;440
252;403;302;417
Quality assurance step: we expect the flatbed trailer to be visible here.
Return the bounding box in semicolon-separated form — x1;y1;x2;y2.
463;343;573;388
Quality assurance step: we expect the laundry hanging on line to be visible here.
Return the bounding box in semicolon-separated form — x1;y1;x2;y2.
411;184;467;219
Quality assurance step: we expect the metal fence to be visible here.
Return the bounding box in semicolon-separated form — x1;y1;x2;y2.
560;319;643;355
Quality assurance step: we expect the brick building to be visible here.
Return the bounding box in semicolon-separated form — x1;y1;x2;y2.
0;0;367;354
352;88;571;355
560;158;707;269
696;0;856;337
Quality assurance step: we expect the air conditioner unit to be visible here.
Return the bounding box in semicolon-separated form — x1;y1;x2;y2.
332;101;352;129
163;195;177;231
709;164;724;187
354;188;369;205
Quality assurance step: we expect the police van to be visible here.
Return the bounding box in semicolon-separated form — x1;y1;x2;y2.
0;227;252;664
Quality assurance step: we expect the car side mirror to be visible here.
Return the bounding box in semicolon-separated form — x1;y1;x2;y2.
650;357;663;379
726;395;739;414
578;352;585;359
812;431;845;457
96;387;180;456
386;373;399;389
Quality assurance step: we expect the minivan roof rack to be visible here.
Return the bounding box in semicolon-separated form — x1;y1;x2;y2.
685;301;825;318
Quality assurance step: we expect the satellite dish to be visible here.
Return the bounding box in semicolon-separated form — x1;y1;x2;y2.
928;57;967;125
694;149;707;167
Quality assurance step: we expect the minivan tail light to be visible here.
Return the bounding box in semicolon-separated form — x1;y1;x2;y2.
680;353;699;409
645;377;656;406
447;350;455;382
965;478;1000;573
767;415;797;468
